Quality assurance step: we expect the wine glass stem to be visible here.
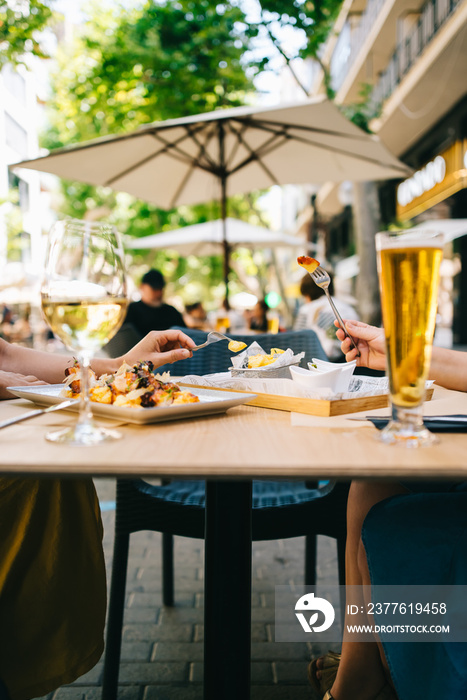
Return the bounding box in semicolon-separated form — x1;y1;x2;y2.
77;353;94;428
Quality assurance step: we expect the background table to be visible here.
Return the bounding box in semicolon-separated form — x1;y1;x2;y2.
1;384;466;700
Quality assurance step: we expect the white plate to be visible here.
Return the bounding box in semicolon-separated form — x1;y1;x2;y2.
7;384;257;425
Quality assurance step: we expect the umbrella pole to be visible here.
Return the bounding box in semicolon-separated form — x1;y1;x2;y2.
221;177;230;308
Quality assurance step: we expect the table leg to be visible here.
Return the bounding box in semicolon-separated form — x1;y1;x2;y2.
204;480;252;700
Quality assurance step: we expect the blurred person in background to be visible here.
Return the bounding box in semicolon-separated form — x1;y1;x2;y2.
183;301;210;330
246;298;269;332
294;272;359;360
125;269;185;335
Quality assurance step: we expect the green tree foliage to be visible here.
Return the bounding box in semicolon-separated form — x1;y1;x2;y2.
43;0;253;150
246;0;344;97
0;0;54;68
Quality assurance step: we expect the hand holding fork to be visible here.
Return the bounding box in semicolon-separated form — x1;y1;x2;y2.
304;264;361;357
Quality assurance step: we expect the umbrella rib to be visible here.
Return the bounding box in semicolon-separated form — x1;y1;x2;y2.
228;120;406;174
232;116;374;142
104;124;218;187
168;125;221;207
226;123;287;183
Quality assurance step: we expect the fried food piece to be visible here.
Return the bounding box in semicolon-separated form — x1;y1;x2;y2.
297;255;320;273
228;340;247;353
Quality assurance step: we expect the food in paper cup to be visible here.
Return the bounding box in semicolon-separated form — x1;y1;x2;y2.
229;341;304;378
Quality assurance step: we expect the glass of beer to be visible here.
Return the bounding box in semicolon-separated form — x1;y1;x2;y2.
41;219;128;445
376;230;444;447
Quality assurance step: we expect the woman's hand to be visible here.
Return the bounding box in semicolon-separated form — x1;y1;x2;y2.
0;370;48;400
119;329;196;369
335;320;387;371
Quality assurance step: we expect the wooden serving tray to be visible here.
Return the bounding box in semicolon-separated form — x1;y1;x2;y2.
180;383;434;417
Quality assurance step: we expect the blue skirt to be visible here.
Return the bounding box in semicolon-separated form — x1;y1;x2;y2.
362;485;467;700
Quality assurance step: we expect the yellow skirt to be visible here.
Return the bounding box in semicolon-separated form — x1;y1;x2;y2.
0;478;107;700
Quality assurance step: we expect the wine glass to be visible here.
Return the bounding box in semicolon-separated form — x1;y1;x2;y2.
41;219;128;445
376;229;444;447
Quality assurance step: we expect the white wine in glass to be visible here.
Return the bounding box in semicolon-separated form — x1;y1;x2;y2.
41;219;128;445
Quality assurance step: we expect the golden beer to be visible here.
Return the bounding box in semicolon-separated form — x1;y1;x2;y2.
379;245;442;407
376;231;444;446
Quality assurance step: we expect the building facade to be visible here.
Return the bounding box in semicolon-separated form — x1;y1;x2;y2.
314;0;467;341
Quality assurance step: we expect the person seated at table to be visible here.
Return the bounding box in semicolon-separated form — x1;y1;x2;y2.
125;269;186;336
294;273;359;360
183;301;210;330
0;329;194;700
308;321;467;700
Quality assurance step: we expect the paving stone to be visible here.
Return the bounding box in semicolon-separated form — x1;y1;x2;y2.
144;687;203;700
124;607;160;624
56;686;140;700
250;686;312;699
251;642;310;662
67;479;341;699
120;641;153;662
193;623;269;643
273;661;311;685
117;662;188;683
152;642;204;662
158;607;204;625
189;662;273;684
123;624;193;643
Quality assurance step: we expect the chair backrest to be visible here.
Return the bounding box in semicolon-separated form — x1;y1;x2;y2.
155;327;328;376
103;323;144;358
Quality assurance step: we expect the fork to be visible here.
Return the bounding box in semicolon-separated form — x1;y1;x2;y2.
308;267;361;357
192;331;236;351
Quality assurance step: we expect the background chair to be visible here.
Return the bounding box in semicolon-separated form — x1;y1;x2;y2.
102;328;348;699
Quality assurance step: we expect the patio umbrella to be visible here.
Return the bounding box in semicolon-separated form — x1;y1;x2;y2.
124;218;305;255
14;95;411;300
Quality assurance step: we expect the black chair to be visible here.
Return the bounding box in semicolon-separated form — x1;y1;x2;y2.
102;328;348;699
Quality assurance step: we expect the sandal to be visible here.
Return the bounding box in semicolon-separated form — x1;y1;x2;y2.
308;650;341;696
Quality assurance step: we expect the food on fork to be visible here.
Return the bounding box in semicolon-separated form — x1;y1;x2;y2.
247;348;285;368
228;340;247;353
297;255;320;273
61;360;199;408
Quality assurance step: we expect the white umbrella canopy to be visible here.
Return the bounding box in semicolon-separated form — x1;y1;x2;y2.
15;96;410;208
125;218;305;256
14;95;410;301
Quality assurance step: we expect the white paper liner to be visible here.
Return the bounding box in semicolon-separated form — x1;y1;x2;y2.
180;372;435;401
230;341;304;371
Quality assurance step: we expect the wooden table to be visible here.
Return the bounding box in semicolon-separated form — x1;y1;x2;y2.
1;384;467;700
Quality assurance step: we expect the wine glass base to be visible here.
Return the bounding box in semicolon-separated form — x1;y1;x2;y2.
376;419;438;448
46;423;122;446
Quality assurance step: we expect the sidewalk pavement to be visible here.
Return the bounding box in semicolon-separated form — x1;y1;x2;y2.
52;478;340;700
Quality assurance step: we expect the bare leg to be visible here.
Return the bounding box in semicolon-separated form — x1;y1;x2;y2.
319;481;408;700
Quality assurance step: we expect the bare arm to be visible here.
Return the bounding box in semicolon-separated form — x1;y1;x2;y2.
335;320;467;392
0;329;195;391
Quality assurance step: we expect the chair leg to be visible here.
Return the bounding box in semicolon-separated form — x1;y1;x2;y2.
304;534;317;586
337;534;346;630
162;533;174;607
102;532;130;700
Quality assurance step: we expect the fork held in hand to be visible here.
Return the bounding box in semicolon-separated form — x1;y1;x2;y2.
309;267;361;357
192;331;236;351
